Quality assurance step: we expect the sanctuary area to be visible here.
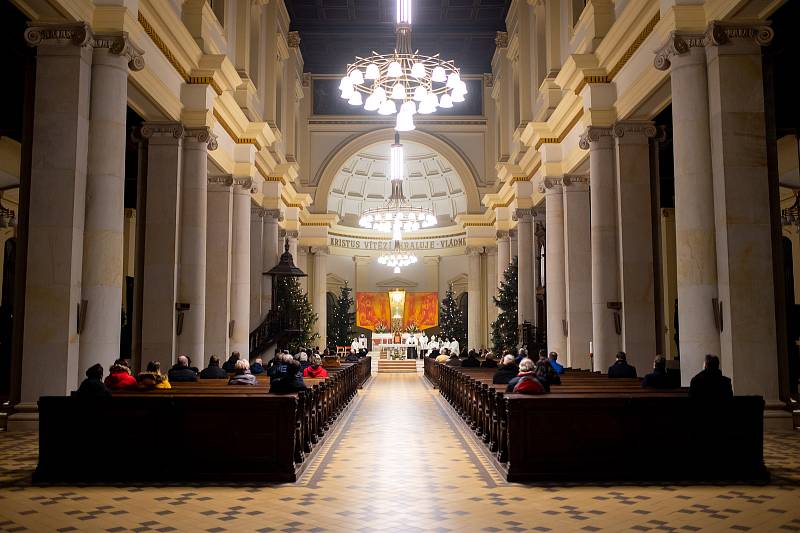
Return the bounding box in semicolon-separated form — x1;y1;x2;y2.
0;0;799;530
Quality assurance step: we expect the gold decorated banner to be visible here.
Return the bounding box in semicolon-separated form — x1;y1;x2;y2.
402;292;439;330
356;291;439;331
356;292;391;331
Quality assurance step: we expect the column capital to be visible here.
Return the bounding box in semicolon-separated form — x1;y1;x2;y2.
354;255;372;265
578;126;614;150
496;229;510;240
466;246;484;256
537;176;564;194
208;175;234;188
562;174;590;191
279;229;299;239
233;177;254;191
92;32;145;71
423;255;441;265
263;208;282;221
613;121;657;142
184;126;218;150
24;21;93;48
512;208;535;222
485;246;498;256
311;246;329;256
705;20;773;48
141;122;184;140
654;31;707;71
508;229;517;238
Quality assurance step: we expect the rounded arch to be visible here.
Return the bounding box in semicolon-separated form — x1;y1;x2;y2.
314;128;483;215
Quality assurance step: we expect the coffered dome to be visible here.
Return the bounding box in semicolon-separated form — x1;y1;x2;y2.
328;140;468;227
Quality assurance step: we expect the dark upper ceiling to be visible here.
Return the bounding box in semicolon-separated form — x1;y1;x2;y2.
286;0;510;75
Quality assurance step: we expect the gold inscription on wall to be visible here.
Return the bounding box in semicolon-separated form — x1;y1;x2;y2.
330;237;466;251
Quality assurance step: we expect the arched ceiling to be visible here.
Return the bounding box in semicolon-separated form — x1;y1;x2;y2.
328;139;468;228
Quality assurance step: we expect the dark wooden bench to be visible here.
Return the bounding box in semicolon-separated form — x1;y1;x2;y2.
423;357;767;482
34;357;371;483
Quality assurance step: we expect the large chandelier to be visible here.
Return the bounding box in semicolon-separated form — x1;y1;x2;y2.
358;133;437;240
380;243;418;274
339;0;468;131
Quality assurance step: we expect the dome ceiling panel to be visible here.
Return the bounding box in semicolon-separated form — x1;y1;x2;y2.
328;139;468;228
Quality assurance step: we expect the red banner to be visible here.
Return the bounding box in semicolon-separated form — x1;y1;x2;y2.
403;292;439;330
355;292;391;331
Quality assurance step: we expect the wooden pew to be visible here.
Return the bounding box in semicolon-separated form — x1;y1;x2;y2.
34;357;371;483
423;357;767;482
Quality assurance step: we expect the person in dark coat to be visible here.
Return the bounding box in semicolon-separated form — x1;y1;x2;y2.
445;353;461;367
506;358;547;394
228;359;257;385
608;352;637;378
250;358;265;375
534;354;560;386
460;350;481;368
642;356;673;389
268;353;307;393
76;363;111;398
480;353;499;368
493;355;519;384
222;352;240;373
168;355;199;382
199;355;228;379
689;354;733;401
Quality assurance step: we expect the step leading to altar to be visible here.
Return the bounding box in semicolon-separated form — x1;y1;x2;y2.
377;359;418;374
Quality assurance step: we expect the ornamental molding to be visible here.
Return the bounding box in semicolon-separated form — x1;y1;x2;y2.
466;246;484;256
612;121;657;139
562;174;589;188
287;31;301;48
140;122;184;139
233;177;253;190
24;22;92;48
653;31;706;71
311;246;329;255
92;32;145;71
484;73;494;88
184;127;218;150
578;126;614;150
537;176;564;193
208;175;234;187
301;72;311;87
496;230;510;240
508;229;517;238
263;208;282;221
512;208;535;222
495;31;508;49
280;229;300;239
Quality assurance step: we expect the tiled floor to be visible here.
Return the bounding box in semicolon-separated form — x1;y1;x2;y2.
0;373;798;532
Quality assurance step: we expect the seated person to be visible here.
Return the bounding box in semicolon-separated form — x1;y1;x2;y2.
480;352;498;368
514;348;529;365
445;352;462;367
222;352;240;373
506;358;547;394
460;350;481;368
345;350;360;362
250;358;265;375
642;356;673;389
168;355;199;382
184;356;199;374
104;359;137;390
435;349;450;364
228;359;257;385
268;353;307;393
689;354;733;401
137;361;171;389
199;355;228;379
608;351;637;378
298;352;311;369
534;354;560;387
303;354;329;378
76;363;111;397
548;351;564;374
492;355;519;384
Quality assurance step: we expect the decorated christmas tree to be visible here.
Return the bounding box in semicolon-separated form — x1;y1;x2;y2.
275;275;318;354
327;283;355;348
439;284;466;350
491;256;519;354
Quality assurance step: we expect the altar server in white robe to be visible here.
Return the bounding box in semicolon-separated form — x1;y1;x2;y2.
351;338;360;353
441;338;451;353
429;335;439;354
420;333;429;357
358;333;367;350
450;338;460;356
407;334;418;359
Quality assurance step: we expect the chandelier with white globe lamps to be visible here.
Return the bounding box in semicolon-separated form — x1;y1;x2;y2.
378;241;418;274
339;0;468;131
358;133;437;241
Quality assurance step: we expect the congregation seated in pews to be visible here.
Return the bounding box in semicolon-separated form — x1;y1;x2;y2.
35;349;372;483
424;347;767;482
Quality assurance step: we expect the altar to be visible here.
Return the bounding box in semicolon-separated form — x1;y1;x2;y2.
372;332;424;359
356;289;438;359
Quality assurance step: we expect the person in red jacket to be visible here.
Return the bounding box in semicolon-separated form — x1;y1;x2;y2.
104;359;138;390
303;354;329;378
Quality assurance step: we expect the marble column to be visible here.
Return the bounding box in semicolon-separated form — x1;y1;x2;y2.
580;126;621;372
509;229;518;260
312;247;328;350
261;209;281;317
705;22;779;401
655;33;721;384
496;230;510;286
229;178;252;356
562;176;592;370
205;176;234;362
12;24;94;428
467;247;482;350
515;209;535;327
176;127;216;363
613;122;658;373
287;230;299;260
250;208;264;329
297;245;309;293
543;179;567;359
139;122;184;372
486;246;498;342
78;33;144;378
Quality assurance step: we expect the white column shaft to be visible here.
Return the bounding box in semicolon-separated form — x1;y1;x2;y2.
563;180;592;369
486;248;498;342
230;183;251;355
497;233;510;286
78;48;129;377
261;212;280;317
250;210;264;329
468;249;482;350
313;249;328;349
544;184;567;359
516;211;534;326
204;180;234;363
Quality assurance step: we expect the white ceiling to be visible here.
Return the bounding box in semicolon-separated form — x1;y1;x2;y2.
328;139;468;227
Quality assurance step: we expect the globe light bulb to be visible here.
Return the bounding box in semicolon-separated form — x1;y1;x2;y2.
340;84;354;99
348;91;363;106
400;100;417;115
349;69;364;85
364;93;380;111
339;76;353;91
373;86;387;102
365;63;380;80
439;93;453;108
390;82;406;100
446;72;461;89
378;99;397;115
411;62;426;78
387;61;403;78
395;111;415;131
431;66;447;83
450;90;465;103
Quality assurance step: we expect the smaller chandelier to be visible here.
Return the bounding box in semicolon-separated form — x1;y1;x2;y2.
358;133;437;240
379;241;418;274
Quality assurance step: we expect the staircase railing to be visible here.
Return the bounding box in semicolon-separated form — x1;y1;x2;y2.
249;309;302;358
